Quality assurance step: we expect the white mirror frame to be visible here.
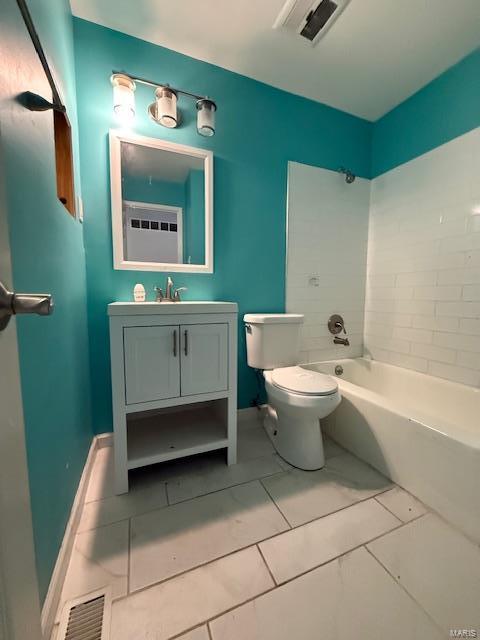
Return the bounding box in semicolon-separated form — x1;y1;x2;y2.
109;130;214;273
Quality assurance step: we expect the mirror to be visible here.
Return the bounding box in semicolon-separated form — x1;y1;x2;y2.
109;131;213;272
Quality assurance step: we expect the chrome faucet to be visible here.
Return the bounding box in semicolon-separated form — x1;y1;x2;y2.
155;276;188;302
172;287;188;302
328;314;350;346
166;276;174;300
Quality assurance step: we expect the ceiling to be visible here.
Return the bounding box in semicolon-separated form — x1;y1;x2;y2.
71;0;480;121
122;142;203;182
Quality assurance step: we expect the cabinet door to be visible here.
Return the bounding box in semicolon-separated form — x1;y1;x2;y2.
180;323;228;396
124;325;180;404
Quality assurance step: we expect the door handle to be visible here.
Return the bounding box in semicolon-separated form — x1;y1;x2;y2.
173;329;177;357
184;329;188;356
0;280;54;331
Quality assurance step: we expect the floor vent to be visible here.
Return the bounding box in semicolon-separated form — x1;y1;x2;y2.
57;588;111;640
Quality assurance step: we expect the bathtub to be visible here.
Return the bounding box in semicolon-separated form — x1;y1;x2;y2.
306;358;480;543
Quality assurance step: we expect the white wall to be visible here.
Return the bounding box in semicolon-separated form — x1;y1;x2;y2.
365;128;480;386
286;162;370;362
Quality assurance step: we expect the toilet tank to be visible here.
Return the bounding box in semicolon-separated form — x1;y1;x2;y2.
243;313;304;369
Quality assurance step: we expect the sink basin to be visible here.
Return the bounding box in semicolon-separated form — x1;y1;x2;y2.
108;301;238;315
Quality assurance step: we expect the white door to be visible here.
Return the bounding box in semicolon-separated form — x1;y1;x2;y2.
124;325;181;404
180;323;228;396
0;219;44;640
0;2;50;637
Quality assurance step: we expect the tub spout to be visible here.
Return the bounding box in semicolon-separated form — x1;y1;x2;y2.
334;336;350;346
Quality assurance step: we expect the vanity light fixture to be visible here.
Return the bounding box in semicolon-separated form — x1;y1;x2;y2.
111;70;217;136
196;99;216;137
149;87;178;128
111;73;136;124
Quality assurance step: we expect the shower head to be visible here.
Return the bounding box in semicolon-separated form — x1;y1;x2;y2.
338;167;356;183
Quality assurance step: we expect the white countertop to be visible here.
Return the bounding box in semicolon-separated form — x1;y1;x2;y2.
108;301;238;316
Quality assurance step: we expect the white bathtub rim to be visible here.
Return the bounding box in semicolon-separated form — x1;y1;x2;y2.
306;358;480;451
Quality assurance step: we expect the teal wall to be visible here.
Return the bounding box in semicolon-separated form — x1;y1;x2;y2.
372;47;480;177
6;0;93;602
73;18;372;432
123;174;186;209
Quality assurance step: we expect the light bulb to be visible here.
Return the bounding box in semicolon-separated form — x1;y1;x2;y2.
196;99;216;137
151;87;178;128
111;74;136;124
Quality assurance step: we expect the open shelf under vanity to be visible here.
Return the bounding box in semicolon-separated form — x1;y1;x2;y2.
127;401;229;470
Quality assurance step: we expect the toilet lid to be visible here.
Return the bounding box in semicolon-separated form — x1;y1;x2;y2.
271;366;338;396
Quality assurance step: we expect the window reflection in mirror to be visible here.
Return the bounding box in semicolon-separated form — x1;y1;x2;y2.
110;132;213;273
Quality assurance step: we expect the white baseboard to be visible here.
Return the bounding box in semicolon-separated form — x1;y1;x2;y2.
96;432;113;449
41;434;106;640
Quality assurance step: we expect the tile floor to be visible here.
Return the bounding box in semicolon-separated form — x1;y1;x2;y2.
53;415;480;639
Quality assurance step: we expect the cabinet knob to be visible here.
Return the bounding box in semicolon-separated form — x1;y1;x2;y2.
173;329;177;357
184;329;188;356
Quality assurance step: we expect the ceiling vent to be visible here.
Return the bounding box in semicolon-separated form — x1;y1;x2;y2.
273;0;350;45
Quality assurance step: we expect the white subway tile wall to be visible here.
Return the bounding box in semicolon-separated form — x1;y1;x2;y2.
286;162;371;363
365;128;480;386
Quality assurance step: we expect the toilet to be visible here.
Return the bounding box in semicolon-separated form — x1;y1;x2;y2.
244;313;341;470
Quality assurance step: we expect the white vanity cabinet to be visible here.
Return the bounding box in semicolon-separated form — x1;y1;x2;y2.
124;325;181;404
123;323;228;403
179;323;228;396
108;302;238;494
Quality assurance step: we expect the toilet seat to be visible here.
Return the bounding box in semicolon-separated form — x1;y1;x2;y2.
271;366;338;396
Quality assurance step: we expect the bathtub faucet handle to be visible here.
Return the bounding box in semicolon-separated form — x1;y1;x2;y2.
335;321;346;334
328;314;347;336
